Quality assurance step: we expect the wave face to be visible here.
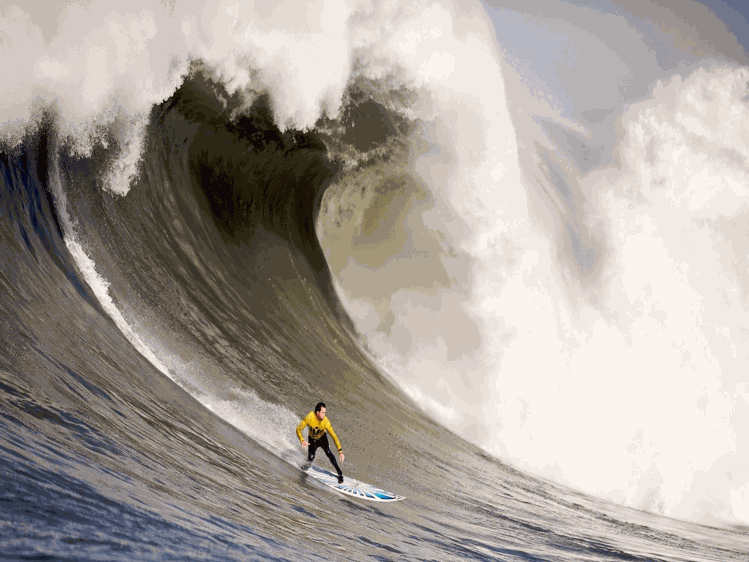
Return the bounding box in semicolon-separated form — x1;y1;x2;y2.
2;0;749;560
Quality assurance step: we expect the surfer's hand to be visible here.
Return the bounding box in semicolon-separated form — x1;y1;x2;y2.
339;452;345;463
301;441;308;450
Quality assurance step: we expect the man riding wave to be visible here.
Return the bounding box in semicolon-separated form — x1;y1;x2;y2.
296;402;345;483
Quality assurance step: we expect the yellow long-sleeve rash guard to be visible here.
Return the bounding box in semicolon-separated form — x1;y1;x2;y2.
296;412;342;452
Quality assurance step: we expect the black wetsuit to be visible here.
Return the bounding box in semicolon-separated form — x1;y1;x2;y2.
307;434;343;478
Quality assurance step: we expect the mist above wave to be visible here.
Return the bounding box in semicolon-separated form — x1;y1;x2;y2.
317;1;749;526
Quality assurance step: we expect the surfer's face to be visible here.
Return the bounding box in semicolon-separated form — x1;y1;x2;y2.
315;407;326;421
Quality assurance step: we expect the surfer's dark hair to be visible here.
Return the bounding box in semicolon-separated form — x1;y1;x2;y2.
315;402;326;413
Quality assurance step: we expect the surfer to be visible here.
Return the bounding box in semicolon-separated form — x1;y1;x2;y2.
296;402;345;484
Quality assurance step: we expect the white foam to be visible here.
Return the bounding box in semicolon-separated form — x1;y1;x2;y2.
323;1;749;526
1;0;359;193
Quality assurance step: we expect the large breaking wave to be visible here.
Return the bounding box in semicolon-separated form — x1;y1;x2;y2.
2;1;749;558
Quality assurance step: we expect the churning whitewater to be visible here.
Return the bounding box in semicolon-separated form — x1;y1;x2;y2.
1;0;749;560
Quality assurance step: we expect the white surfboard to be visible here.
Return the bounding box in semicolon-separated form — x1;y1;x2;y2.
304;465;405;502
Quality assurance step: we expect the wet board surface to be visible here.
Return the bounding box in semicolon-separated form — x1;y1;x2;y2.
305;465;405;502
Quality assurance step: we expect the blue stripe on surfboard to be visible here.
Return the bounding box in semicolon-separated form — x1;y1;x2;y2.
305;466;405;501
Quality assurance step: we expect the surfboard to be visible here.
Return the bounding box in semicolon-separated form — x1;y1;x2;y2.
304;465;405;502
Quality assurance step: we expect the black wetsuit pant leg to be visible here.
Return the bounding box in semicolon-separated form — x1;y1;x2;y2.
307;434;342;477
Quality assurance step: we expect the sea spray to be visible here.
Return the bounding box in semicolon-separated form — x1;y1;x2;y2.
318;1;749;525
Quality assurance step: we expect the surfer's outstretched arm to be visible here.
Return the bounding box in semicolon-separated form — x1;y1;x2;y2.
325;420;344;463
296;416;309;449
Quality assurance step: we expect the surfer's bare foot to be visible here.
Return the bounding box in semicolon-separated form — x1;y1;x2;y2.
338;474;344;484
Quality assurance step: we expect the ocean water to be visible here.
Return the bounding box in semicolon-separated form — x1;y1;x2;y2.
2;1;749;560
